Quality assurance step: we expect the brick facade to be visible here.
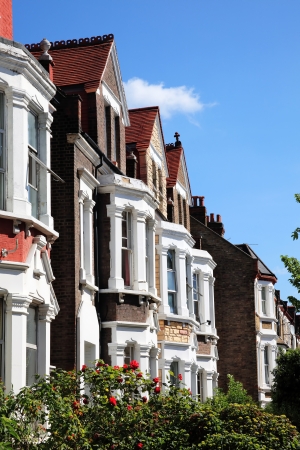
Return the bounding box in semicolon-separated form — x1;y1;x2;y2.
157;320;192;344
190;215;258;400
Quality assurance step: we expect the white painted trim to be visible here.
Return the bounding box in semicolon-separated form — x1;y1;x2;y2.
101;81;121;116
78;167;100;190
41;250;55;283
101;321;149;328
154;115;169;178
0;211;58;239
109;43;130;127
150;143;162;169
180;153;192;206
176;181;187;199
98;288;161;304
0;261;30;271
67;133;101;166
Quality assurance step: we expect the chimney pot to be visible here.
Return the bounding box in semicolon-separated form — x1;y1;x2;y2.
210;213;215;222
206;215;210;223
217;214;222;222
200;196;205;207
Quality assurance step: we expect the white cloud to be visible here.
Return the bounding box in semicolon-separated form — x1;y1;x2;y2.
123;77;210;120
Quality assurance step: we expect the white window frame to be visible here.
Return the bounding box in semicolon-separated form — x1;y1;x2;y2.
124;345;135;366
197;371;204;402
261;286;267;315
28;110;39;219
170;361;179;386
167;249;177;314
193;272;201;323
145;220;150;284
264;346;270;385
122;211;133;288
0;92;5;211
26;305;38;386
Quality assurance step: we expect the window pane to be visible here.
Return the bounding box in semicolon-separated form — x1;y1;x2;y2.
0;133;3;168
194;301;199;321
26;347;37;386
170;361;179;385
28;185;38;218
124;346;134;366
122;249;131;286
168;293;176;314
0;93;4;130
167;250;174;269
27;307;37;345
262;300;266;315
28;156;37;188
261;287;266;300
28;111;38;150
0;172;4;211
168;271;176;291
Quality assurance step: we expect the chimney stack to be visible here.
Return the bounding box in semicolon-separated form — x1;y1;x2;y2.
0;0;13;40
190;196;207;225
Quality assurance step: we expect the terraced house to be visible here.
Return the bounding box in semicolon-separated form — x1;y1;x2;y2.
25;32;218;399
0;0;59;392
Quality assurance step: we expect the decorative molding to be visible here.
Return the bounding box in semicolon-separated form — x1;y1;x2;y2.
109;42;130;127
0;260;29;271
67;133;101;166
41;249;55;283
6;294;31;314
78;167;100;190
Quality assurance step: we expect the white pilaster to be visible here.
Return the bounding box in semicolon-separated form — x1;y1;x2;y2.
138;344;152;375
148;219;157;296
83;199;96;285
132;210;148;291
79;190;88;281
38;304;54;377
149;346;160;378
206;370;214;399
5;294;30;392
184;361;192;390
176;248;189;317
157;245;170;314
108;343;127;367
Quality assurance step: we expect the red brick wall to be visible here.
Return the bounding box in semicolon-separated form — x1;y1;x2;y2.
190;215;259;400
0;0;12;40
0;219;39;262
49;90;93;371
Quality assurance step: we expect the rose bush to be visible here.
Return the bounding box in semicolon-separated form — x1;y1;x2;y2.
0;363;298;449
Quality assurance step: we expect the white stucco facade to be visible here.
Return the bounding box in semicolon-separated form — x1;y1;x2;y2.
0;38;59;392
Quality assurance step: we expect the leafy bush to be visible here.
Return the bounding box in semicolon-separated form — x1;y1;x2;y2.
0;363;298;449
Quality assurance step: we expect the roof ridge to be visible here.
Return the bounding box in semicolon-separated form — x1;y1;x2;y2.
25;34;114;52
129;106;159;113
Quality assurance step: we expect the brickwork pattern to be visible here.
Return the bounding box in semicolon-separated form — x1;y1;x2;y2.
190;215;259;400
196;335;212;355
49;91;96;371
0;0;13;40
0;219;39;262
157;320;192;344
100;327;112;365
99;293;149;323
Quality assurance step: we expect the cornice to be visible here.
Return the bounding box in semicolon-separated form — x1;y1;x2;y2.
0;42;55;100
78;167;100;190
0;260;30;271
156;221;195;248
102;321;149;329
67;133;101;166
41;249;55;283
0;211;58;239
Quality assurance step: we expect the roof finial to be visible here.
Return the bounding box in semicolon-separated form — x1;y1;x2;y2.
174;132;181;147
39;38;53;61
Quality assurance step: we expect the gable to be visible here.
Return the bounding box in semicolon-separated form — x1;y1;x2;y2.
149;115;169;177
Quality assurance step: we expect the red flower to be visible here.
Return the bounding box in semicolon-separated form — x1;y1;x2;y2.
81;364;88;372
142;396;148;403
130;360;139;370
123;364;128;370
136;372;143;378
83;398;89;405
127;405;132;410
113;365;119;370
137;443;143;449
153;377;159;384
96;369;100;374
178;374;183;381
72;401;80;410
109;396;117;406
154;386;160;394
117;377;123;383
96;362;104;367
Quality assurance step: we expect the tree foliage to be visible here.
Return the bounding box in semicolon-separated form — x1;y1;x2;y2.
281;193;300;311
271;348;300;430
0;363;298;449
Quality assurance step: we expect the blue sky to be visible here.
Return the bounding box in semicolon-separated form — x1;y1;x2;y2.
14;0;300;300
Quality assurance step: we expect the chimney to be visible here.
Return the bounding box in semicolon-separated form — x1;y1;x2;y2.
190;196;207;225
0;0;13;40
207;212;225;236
39;38;55;81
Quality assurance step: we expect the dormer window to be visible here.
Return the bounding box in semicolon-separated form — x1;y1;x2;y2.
28;111;38;218
122;211;132;287
0;93;5;210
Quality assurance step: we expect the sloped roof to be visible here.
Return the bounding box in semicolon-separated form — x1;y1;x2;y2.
235;244;277;279
126;106;161;150
26;35;114;91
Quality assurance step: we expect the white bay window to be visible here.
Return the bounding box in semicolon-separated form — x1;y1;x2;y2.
26;306;38;386
167;250;177;314
28;111;39;218
122;211;132;287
